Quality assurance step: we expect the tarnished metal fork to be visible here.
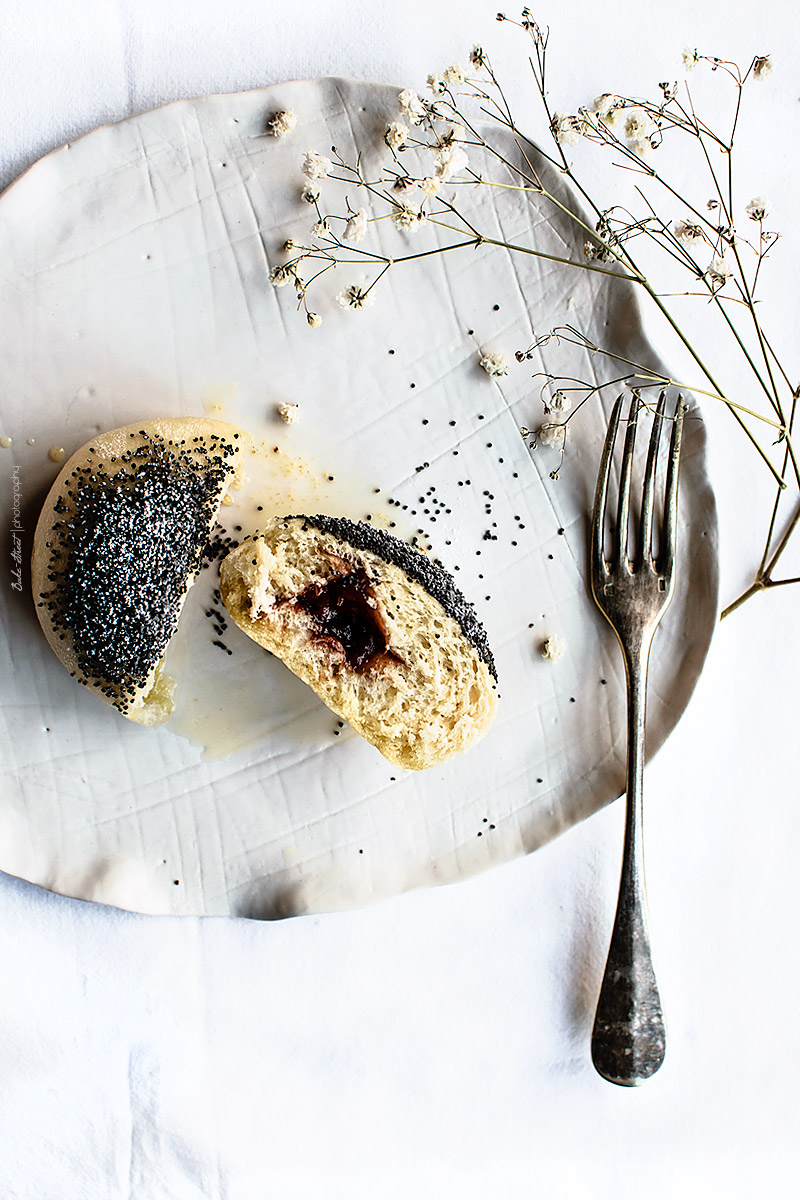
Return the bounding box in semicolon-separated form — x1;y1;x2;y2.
589;390;686;1086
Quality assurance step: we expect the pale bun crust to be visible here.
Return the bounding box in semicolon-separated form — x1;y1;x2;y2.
32;416;243;725
220;516;498;770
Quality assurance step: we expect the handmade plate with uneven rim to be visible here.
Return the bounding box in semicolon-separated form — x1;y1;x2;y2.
0;78;718;918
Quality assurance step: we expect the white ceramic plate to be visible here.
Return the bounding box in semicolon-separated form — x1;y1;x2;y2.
0;79;718;918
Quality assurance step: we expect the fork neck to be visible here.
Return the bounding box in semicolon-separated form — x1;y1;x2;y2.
620;630;654;853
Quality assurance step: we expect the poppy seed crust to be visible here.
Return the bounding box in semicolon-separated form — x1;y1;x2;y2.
290;514;497;679
34;422;239;713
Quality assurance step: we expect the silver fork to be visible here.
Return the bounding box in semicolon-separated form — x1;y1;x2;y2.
589;389;686;1086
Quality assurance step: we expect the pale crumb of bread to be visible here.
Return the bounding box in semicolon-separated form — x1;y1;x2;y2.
277;401;299;424
220;516;498;770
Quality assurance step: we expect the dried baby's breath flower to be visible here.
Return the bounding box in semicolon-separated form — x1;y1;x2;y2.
547;390;572;414
705;254;733;289
384;121;409;151
398;89;426;122
302;150;332;180
480;351;509;377
392;175;418;197
674;219;704;243
593;93;625;126
550;112;582;146
343;207;369;243
307;312;322;328
337;285;374;311
541;634;567;662
310;219;329;238
583;239;614;262
434;143;470;181
536;421;567;449
624;108;656;145
746;196;770;221
267;110;298;139
575;106;599;136
443;64;468;88
263;23;799;617
269;264;295;288
392;201;427;233
439;122;466;147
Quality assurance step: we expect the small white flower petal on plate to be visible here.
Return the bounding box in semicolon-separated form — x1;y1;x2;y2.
302;150;332;180
267;110;297;139
479;351;509;378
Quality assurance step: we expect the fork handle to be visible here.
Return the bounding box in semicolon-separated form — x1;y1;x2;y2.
591;640;666;1086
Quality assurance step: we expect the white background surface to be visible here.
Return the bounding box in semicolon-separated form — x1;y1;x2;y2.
1;1;798;1195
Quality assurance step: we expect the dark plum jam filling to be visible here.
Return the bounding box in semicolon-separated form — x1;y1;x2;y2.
294;567;391;672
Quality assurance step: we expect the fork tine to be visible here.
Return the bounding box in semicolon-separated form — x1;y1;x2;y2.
615;393;641;569
592;394;624;577
661;396;686;570
640;390;667;564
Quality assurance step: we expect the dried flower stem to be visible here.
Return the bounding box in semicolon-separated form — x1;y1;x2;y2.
270;16;796;611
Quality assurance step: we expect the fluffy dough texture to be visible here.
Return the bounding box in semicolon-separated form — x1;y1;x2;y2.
220;515;498;770
31;416;243;725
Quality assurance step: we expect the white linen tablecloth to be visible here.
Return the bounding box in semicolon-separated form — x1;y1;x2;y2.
1;1;798;1195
